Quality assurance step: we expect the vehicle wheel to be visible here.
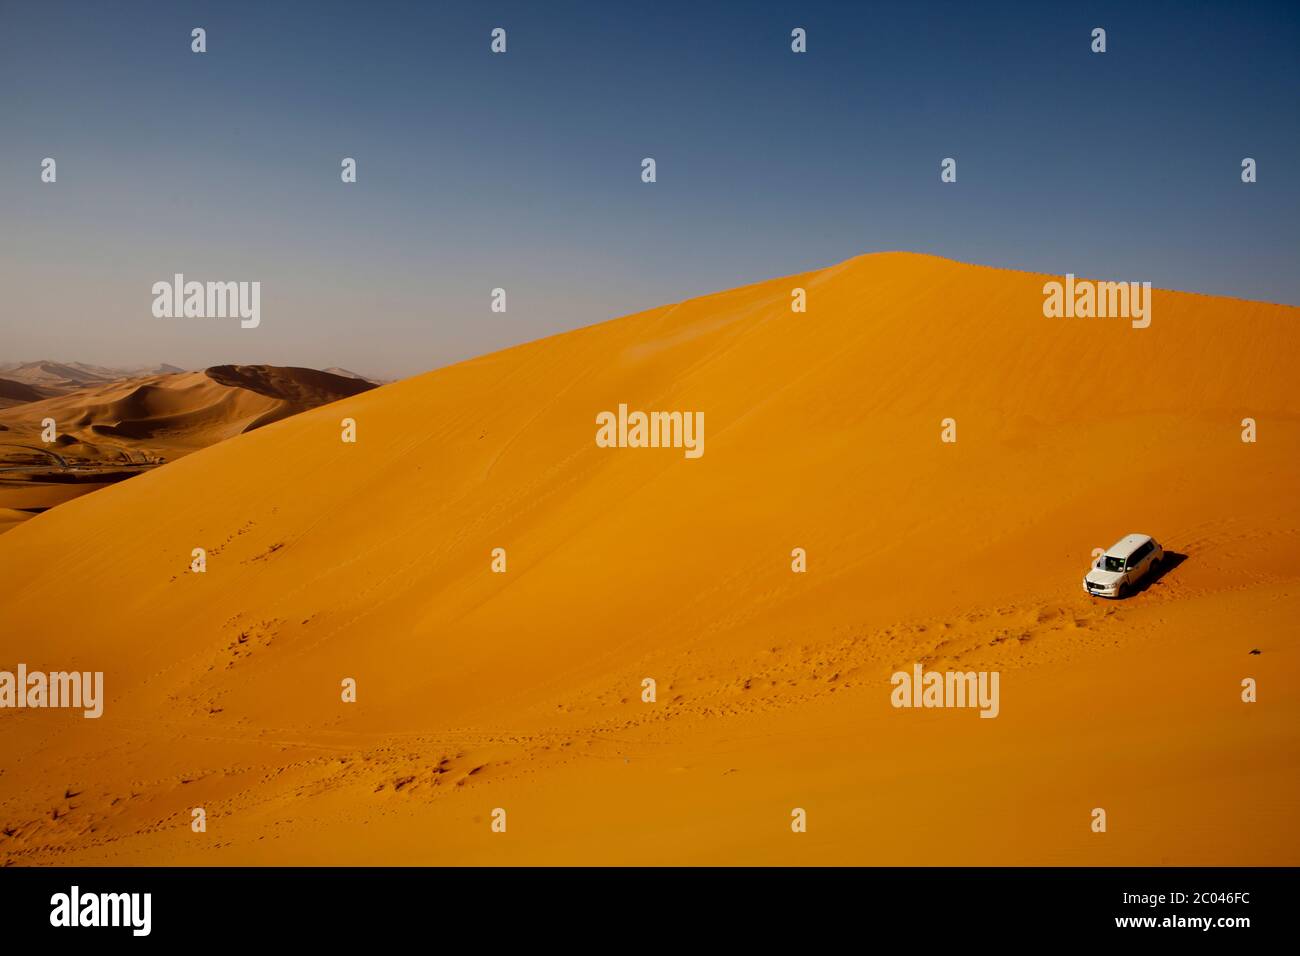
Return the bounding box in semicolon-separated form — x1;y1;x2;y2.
1117;581;1130;599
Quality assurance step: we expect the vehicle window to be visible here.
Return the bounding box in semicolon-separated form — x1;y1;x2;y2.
1132;543;1149;563
1104;555;1125;572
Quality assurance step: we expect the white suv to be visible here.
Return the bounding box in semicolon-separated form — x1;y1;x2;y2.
1083;534;1164;598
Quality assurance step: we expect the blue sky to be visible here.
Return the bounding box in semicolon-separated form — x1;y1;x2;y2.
2;0;1297;378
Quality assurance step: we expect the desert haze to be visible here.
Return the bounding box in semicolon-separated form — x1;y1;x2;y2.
0;252;1296;865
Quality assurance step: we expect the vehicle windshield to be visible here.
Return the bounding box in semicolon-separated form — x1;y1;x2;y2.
1102;555;1125;573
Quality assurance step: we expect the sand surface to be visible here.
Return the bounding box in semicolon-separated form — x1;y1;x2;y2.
1;253;1296;865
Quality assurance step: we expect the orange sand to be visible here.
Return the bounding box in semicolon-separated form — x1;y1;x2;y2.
0;253;1296;865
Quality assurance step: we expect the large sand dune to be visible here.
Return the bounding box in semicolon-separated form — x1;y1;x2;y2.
0;253;1296;865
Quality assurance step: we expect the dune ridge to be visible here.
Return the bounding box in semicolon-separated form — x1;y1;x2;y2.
0;252;1296;865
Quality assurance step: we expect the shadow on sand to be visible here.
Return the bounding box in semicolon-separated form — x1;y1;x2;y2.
1129;551;1188;596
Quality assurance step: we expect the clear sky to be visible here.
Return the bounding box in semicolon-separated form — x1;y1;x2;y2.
2;0;1297;379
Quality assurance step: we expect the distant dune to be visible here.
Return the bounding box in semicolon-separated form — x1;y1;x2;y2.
0;365;376;528
0;377;58;408
0;361;193;397
0;360;122;392
0;253;1296;866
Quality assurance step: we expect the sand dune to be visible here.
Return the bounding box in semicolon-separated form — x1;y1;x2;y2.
0;361;189;393
0;365;375;529
0;253;1296;865
0;377;58;409
1;365;374;452
0;360;123;392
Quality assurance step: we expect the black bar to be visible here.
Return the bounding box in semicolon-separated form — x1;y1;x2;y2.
0;867;1287;942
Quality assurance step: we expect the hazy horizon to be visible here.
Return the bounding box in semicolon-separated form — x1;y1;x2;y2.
3;1;1297;379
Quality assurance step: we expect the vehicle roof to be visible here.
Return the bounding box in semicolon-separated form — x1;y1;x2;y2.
1106;533;1153;558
